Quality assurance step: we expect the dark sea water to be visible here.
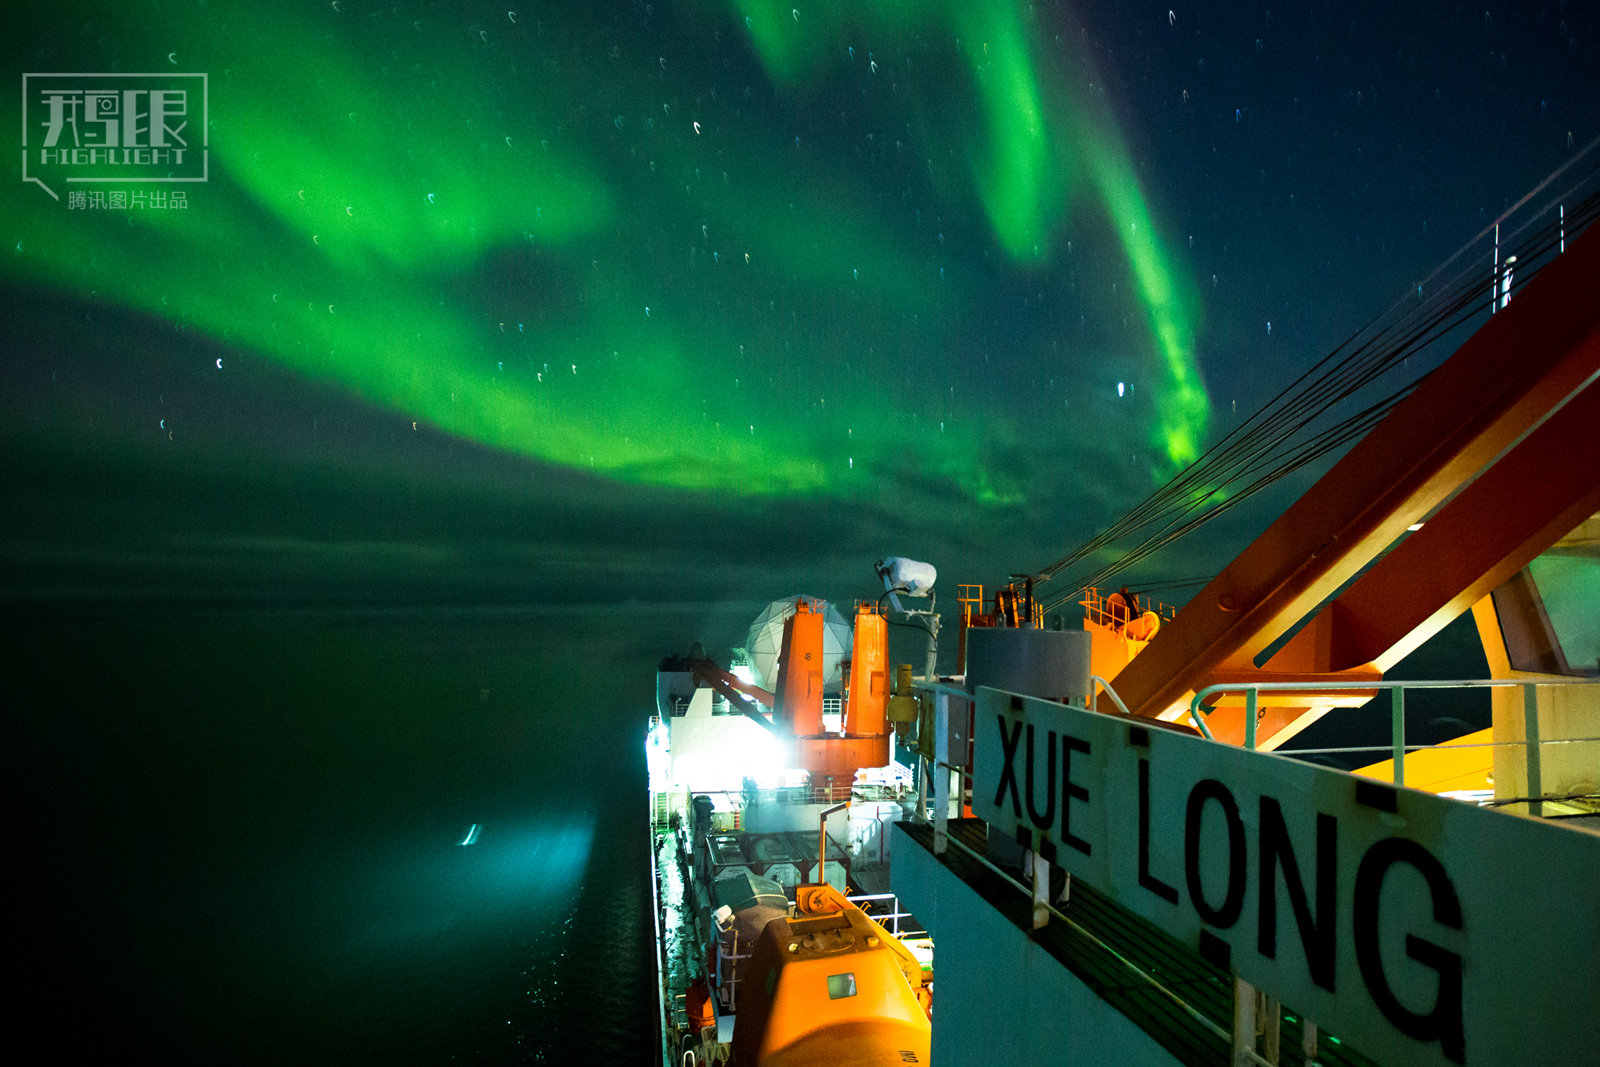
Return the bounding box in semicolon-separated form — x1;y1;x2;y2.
11;607;687;1064
7;578;1495;1067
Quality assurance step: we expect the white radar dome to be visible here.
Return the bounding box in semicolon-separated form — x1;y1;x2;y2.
745;596;852;691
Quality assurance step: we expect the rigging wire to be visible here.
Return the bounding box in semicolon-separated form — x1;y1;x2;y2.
1030;144;1600;614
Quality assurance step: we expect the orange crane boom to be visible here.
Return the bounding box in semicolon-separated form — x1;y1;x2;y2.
1109;226;1600;740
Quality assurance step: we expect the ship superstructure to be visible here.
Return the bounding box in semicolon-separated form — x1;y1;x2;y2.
885;211;1599;1067
652;179;1599;1065
651;594;935;1065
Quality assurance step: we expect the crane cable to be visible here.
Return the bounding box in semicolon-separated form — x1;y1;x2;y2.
1031;144;1600;614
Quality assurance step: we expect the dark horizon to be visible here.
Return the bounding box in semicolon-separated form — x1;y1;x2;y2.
5;2;1594;1061
6;2;1597;618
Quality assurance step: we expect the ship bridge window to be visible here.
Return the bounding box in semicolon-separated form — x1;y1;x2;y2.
1527;550;1598;674
826;972;857;1000
1493;520;1600;677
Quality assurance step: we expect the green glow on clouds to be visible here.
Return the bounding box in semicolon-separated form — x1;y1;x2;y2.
4;0;1208;500
955;2;1062;262
1076;112;1209;468
726;0;1208;469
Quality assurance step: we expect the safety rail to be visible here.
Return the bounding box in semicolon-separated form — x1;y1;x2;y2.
845;891;927;940
669;693;844;717
907;672;1600;1063
909;680;976;857
1080;586;1179;631
903;676;1368;1065
952;821;1231;1035
1089;672;1144;719
713;925;751;1012
957;582;1044;629
1189;677;1600;812
898;683;1236;1049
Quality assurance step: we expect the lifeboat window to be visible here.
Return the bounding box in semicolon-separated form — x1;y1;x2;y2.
826;972;857;1000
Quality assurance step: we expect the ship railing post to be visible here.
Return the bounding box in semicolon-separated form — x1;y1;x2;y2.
914;756;929;826
1232;976;1257;1065
1261;993;1281;1064
933;690;951;855
1524;682;1543;817
718;932;728;1006
1245;687;1259;750
1184;685;1218;741
1031;850;1050;930
1302;1019;1319;1062
1392;686;1406;788
1231;979;1288;1066
728;931;742;1012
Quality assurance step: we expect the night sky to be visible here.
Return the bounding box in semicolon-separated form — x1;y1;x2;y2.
4;2;1597;617
4;3;1596;1061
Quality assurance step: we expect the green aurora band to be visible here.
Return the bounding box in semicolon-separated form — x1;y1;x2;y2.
4;0;1209;502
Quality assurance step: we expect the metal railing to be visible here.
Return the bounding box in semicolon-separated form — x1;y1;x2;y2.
1189;677;1600;813
910;681;976;857
1080;586;1179;631
712;923;750;1012
1089;673;1138;719
845;891;927;940
910;671;1599;1064
900;685;1235;1046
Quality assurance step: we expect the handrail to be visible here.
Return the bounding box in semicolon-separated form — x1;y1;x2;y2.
1090;673;1222;740
1191;676;1600;701
844;891;928;940
909;681;975;856
927;818;1233;1046
1269;736;1600;757
1189;677;1600;801
913;679;974;701
1089;674;1133;716
1080;586;1179;631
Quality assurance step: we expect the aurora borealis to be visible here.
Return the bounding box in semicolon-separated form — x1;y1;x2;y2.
7;2;1596;600
6;4;1598;1062
4;0;1214;520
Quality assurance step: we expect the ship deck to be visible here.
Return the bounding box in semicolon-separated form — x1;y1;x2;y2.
899;818;1379;1067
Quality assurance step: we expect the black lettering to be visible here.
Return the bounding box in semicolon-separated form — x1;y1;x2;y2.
1138;758;1178;904
1259;798;1337;992
1354;838;1465;1064
1198;929;1232;970
1024;724;1057;830
994;715;1023;816
1061;735;1092;856
1184;779;1245;928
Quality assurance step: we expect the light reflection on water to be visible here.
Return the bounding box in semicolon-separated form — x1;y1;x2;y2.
13;611;652;1064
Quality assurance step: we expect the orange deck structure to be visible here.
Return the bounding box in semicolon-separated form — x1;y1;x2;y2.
1107;226;1600;749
